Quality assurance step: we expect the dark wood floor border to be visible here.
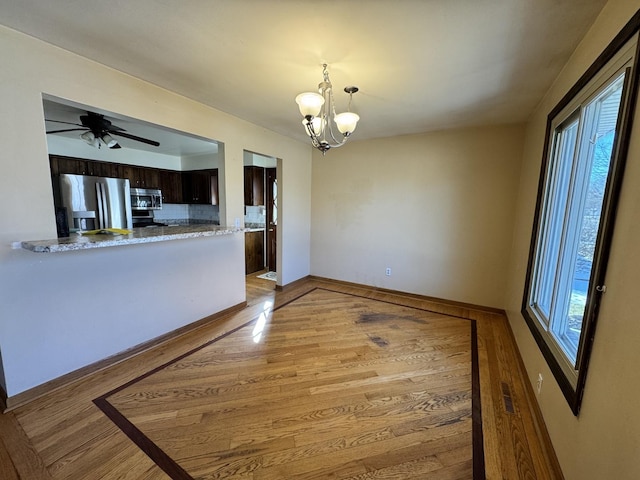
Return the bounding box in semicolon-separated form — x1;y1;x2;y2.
317;285;481;323
504;318;565;479
93;314;256;480
94;287;485;480
4;302;246;412
471;321;486;480
274;274;311;292
93;396;192;479
95;286;316;407
310;275;506;315
0;384;7;412
94;287;317;479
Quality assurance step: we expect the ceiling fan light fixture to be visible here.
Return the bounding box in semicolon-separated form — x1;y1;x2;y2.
80;130;95;145
46;111;160;149
295;64;360;155
101;133;118;148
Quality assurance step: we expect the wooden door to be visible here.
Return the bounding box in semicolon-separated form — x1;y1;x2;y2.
265;167;277;272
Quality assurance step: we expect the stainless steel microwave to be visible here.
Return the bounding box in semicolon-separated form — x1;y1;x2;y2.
130;187;163;210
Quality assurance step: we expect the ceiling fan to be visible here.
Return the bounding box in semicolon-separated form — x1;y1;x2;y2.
45;111;160;149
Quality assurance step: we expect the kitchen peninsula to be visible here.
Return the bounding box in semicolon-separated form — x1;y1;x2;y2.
4;222;246;409
22;224;242;253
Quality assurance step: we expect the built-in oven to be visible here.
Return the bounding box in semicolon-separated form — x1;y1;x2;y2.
131;187;163;211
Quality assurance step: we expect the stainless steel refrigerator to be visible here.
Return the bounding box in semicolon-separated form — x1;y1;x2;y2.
55;174;133;235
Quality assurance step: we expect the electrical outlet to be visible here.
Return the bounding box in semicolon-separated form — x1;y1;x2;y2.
536;373;543;394
385;267;391;276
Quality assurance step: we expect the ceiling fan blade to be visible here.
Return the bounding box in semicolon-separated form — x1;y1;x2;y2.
45;119;84;128
46;128;88;134
112;131;160;147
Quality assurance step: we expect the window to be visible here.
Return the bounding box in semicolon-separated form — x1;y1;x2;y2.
522;24;640;415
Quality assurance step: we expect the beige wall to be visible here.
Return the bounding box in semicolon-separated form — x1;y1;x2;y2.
310;125;525;309
504;1;640;478
0;25;311;397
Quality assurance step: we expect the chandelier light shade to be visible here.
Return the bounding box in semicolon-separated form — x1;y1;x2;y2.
296;64;360;154
334;112;360;134
295;92;325;117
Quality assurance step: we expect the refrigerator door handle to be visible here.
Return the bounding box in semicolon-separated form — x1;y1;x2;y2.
96;183;107;230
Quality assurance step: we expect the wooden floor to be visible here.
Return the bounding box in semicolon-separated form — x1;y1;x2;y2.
0;274;562;479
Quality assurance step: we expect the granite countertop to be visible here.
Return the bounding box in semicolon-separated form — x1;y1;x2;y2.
22;225;245;253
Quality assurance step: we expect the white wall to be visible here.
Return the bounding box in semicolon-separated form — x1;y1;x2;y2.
0;25;311;398
243;150;277;168
279;155;312;285
181;152;220;171
504;1;640;479
1;235;245;395
47;134;183;170
310;125;525;309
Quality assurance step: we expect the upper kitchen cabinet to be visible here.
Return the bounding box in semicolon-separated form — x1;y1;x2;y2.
158;169;183;204
50;155;121;178
182;169;219;205
121;165;160;189
93;161;122;178
50;155;92;176
244;166;265;206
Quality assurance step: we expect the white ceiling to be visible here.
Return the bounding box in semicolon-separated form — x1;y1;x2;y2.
42;98;220;157
1;0;608;151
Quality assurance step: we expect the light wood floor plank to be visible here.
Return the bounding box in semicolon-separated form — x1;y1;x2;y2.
0;273;563;479
0;410;52;480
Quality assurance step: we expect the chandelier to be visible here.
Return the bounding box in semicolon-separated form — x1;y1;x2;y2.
295;64;360;154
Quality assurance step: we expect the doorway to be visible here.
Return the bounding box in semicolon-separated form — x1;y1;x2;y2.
265;167;277;272
243;151;277;276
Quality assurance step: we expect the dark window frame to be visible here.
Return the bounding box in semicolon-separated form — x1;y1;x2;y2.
521;10;640;416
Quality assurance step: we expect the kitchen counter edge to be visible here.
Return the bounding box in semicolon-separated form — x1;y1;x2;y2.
22;225;247;253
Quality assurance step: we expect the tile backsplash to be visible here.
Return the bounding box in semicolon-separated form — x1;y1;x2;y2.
154;204;268;227
154;203;189;221
245;205;266;226
154;203;220;224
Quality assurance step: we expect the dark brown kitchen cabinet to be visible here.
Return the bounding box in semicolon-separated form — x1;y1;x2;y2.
50;155;121;178
144;168;159;189
121;165;160;189
158;170;183;204
120;164;142;187
94;161;121;178
182;169;218;205
50;155;91;176
245;230;265;274
49;156;218;205
244;166;264;206
49;155;65;176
